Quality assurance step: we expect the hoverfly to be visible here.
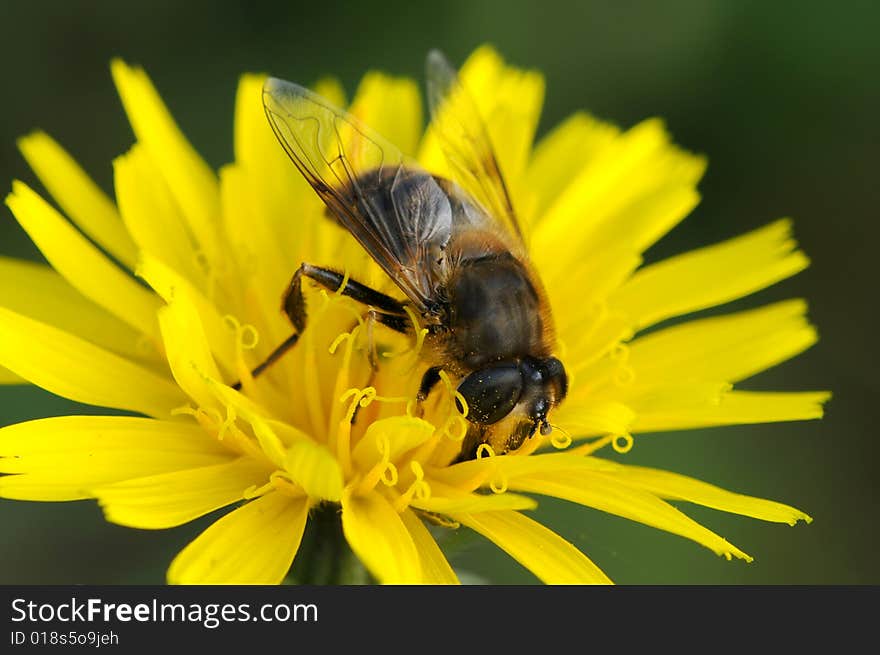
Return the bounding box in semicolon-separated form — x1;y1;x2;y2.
253;50;568;459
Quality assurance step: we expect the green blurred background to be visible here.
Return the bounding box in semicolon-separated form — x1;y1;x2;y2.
0;0;876;584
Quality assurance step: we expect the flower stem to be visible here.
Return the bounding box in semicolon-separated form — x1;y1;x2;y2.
285;503;371;585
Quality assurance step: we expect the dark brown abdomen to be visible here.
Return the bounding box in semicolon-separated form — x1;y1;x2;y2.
446;251;547;369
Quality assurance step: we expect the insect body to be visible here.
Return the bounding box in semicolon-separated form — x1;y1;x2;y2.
257;51;568;458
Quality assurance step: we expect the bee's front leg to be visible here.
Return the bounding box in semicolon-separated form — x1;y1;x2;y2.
232;263;409;390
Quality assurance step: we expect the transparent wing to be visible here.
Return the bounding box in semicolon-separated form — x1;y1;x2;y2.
262;77;454;312
425;49;525;246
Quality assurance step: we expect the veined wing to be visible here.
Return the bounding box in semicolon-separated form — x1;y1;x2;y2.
425;49;526;247
262;77;454;313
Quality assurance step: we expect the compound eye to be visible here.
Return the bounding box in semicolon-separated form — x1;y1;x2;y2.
456;364;524;425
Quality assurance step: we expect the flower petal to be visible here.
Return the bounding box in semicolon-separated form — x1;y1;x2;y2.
631;388;831;432
94;457;270;529
168;491;309;584
156;286;224;410
0;416;232;501
114;144;206;287
350;72;423;157
0;306;185;418
111;60;222;267
610;219;809;331
531;118;704;280
525;112;619;224
611;464;813;525
400;510;459;584
428;452;618;491
18;131;139;270
0;366;23;384
5;181;162;341
418;45;544;221
341;488;422;584
626;299;818;387
451;510;612;584
0;256;156;365
510;470;751;561
138;255;237;374
285;439;344;502
411;491;537;514
351;416;436;472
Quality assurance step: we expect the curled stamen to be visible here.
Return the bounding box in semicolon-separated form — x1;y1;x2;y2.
476;443;495;460
243;481;273;500
568;434;614;456
410;461;431;501
239;324;259;350
437;369;469;442
217;405;238;442
380;462;399;486
357;433;398;493
339;387;368;424
439;370;469;419
334;269;351;296
403;306;429;360
171;404;197;418
329;330;355;355
421;512;460;529
549;424;573;450
270;471;303;496
489;472;508;494
393;461;432;512
612;432;634;453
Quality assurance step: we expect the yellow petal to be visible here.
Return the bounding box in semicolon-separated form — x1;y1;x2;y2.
411;491;537;514
168;491;308;584
510;470;751;561
612;464;813;525
111;60;222;267
429;452;618;490
451;510;612;584
626;299;818;387
0;416;232;500
205;379;289;468
341;488;422;583
400;510;459;584
285;439;344;502
610;219;809;331
137;254;237;374
94;457;269;529
230;73;321;292
350;72;423;157
531;118;704;280
157;287;223;410
0;256;157;365
0;366;23;384
218;163;294;350
632;388;831;432
418;47;543;236
525;112;620;225
351;416;436;472
5;181;162;342
0;306;184;418
114;144;205;287
18;131;139;270
552;400;636;437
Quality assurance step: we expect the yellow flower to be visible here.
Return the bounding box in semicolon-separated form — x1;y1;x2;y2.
0;46;829;584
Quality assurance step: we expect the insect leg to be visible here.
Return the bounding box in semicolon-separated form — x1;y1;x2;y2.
232;263;408;389
284;263;406;332
417;366;443;402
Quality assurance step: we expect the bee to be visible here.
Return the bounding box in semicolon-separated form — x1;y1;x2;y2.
253;50;568;459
